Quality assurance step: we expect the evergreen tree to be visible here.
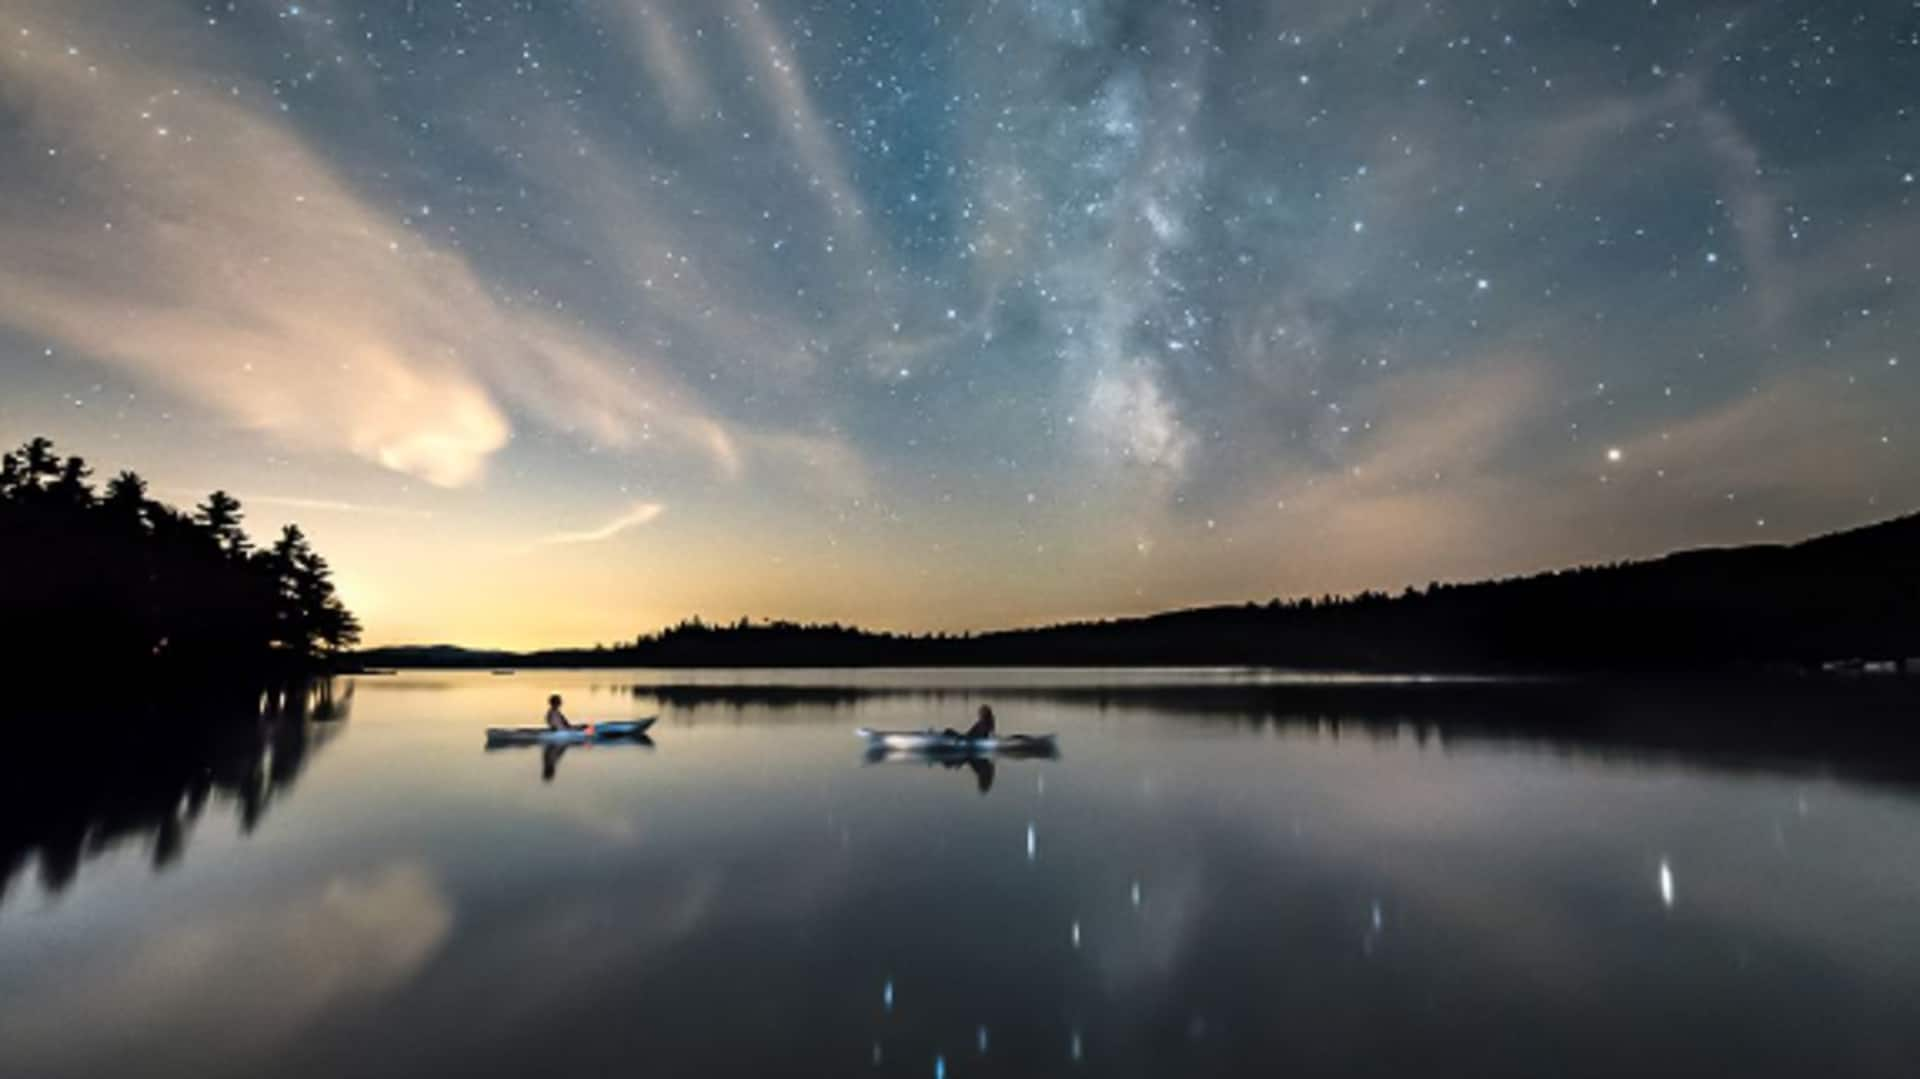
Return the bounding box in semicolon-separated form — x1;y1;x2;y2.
21;436;60;486
102;471;150;533
1;437;361;686
292;544;359;655
266;524;310;654
260;524;357;657
51;456;94;509
196;490;249;557
8;437;62;500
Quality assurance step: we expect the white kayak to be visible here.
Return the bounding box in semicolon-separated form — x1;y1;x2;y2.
855;727;1058;756
485;717;656;746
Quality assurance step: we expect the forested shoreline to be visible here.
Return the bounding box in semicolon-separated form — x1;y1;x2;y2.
360;510;1920;674
1;437;360;699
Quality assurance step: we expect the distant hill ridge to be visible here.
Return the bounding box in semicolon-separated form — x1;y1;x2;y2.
356;511;1920;673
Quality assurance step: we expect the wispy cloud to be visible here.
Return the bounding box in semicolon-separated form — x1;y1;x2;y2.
0;19;509;487
606;1;717;127
157;490;435;520
539;502;667;546
0;4;862;493
728;0;878;261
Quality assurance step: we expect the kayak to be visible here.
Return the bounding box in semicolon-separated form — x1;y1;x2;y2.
485;717;657;746
855;727;1058;757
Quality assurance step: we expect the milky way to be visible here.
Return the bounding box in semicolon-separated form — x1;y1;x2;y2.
1;1;1915;645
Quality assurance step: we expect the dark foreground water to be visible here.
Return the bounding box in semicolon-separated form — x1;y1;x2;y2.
4;670;1920;1078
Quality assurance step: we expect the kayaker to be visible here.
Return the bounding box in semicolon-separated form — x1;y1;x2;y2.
545;694;576;730
943;704;995;741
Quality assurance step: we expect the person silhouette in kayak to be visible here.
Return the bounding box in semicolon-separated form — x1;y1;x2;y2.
942;704;995;741
545;694;576;731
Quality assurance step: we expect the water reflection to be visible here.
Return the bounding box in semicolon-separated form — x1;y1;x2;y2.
506;735;656;782
0;678;348;908
619;674;1920;789
5;670;1920;1078
862;746;1062;795
864;751;997;793
0;860;451;1075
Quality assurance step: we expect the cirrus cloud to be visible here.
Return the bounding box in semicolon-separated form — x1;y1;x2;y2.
0;3;857;493
539;501;667;546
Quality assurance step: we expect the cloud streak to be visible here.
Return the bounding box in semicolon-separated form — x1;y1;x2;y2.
158;490;436;520
539;502;667;546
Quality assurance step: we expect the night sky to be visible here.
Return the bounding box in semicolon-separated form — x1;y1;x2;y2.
2;1;1915;647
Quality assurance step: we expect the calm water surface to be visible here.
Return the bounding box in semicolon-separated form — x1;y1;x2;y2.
3;670;1919;1077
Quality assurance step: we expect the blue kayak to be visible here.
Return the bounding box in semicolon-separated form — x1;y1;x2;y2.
485;717;657;746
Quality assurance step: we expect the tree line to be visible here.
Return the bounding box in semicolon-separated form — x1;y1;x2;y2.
0;436;360;687
358;509;1920;673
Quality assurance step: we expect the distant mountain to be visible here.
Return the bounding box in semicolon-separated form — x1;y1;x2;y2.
344;644;523;670
355;511;1920;673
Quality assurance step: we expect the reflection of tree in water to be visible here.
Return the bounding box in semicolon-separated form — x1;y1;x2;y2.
633;683;875;714
639;678;1920;791
0;679;350;907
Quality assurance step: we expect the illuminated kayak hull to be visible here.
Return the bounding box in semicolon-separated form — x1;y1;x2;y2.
855;728;1058;757
485;717;657;746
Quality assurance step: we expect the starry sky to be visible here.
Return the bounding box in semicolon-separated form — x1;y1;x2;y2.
1;0;1915;648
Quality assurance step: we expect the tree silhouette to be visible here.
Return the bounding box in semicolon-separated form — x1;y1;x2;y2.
102;471;149;532
0;436;362;697
196;490;249;557
20;436;60;492
264;525;361;658
51;456;94;509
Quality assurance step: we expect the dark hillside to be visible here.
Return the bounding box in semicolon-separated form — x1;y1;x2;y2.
357;511;1920;673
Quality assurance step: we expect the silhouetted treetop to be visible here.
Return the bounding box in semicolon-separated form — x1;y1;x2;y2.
1;436;361;687
196;490;249;557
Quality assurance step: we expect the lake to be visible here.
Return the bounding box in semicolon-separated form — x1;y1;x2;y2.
3;669;1919;1077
